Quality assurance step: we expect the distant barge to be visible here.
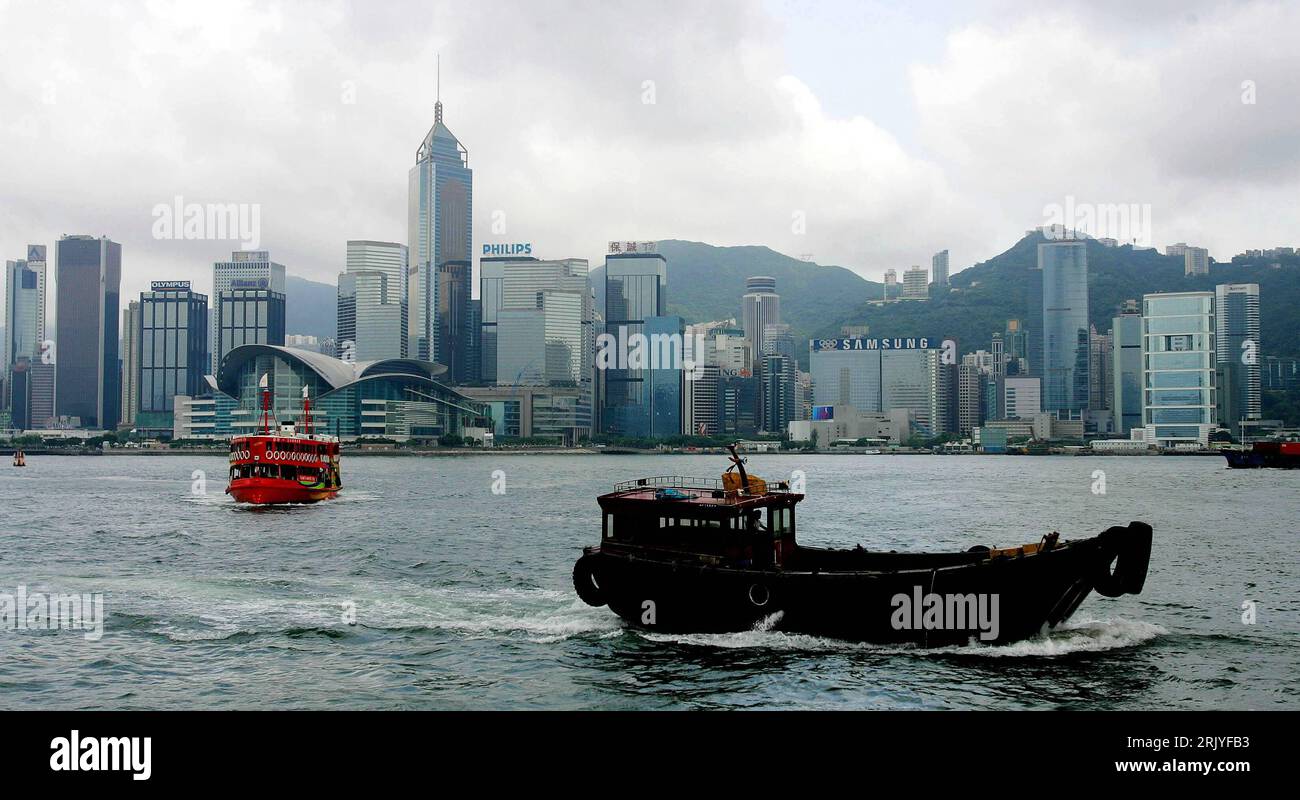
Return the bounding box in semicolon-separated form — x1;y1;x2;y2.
574;446;1153;646
1223;441;1300;469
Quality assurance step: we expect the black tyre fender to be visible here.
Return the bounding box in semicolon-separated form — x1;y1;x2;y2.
747;582;773;608
573;554;605;607
1118;521;1153;595
1092;522;1153;597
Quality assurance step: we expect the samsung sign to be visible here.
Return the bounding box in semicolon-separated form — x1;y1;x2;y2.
812;337;939;352
482;243;532;257
150;280;191;290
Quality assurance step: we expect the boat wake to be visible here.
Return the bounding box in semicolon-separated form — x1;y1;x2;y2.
118;582;620;644
638;616;1164;657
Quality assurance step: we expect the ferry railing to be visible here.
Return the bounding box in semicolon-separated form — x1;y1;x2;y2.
613;476;794;494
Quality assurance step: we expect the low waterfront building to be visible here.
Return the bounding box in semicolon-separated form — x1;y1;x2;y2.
172;344;489;440
786;405;912;445
972;426;1008;453
1089;438;1154;452
457;384;591;445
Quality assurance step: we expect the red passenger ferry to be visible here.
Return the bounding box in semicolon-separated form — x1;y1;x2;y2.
226;379;341;505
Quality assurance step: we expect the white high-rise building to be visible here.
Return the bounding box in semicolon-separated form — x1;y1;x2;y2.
338;241;408;361
902;266;929;300
211;250;285;374
1141;291;1216;447
1184;247;1210;277
1002;376;1041;419
741;276;779;373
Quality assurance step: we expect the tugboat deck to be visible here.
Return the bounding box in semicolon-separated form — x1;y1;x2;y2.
602;476;799;509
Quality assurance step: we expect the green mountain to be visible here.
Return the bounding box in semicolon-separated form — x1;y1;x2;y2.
285;274;337;341
591;240;880;365
815;232;1300;359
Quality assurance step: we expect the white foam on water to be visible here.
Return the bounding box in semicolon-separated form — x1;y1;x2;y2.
933;617;1167;658
638;616;1165;657
118;580;620;643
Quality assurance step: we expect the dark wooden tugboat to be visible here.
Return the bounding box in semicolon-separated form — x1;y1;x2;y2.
574;446;1153;646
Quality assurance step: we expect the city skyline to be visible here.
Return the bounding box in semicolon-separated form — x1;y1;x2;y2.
5;1;1300;314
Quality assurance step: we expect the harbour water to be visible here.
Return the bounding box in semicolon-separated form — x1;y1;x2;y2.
1;453;1296;709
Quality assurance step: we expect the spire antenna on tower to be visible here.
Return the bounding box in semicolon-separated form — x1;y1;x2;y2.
434;53;444;124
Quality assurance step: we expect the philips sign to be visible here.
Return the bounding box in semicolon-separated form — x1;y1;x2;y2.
150;280;191;291
811;337;939;352
482;243;533;257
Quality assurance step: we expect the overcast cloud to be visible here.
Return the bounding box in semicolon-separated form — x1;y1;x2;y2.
2;0;1298;318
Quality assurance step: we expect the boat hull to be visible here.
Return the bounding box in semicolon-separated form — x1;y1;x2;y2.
1223;450;1300;469
227;478;338;505
578;524;1151;646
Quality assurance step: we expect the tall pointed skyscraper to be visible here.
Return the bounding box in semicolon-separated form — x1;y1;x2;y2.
408;59;473;380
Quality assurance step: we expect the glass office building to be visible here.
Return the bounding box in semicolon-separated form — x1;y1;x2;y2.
1142;292;1216;446
409;95;472;377
215;288;286;374
809;337;944;433
1111;310;1143;434
338;240;408;361
55;235;121;429
210;250;285;374
3;248;47;428
1038;241;1090;414
137;282;209;434
601;252;669;437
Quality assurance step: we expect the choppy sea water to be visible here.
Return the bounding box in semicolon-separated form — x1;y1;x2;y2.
0;453;1295;710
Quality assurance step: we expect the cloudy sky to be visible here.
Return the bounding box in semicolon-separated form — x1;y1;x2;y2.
2;0;1298;316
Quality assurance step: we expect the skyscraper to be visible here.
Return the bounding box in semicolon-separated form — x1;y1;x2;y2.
55;235;121;429
1214;284;1260;432
211;250;286;374
761;352;797;434
741;276;779;373
1088;324;1113;412
477;255;518;383
957;360;985;435
808;336;946;434
338;240;409;361
215;288;285;369
1141;291;1217;447
493;258;590;387
932;250;950;287
1111;306;1143;434
1184;247;1210;277
601;250;668;436
4;246;48;428
1038;241;1090;414
138;282;209;435
120;301;141;427
408;74;473;378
